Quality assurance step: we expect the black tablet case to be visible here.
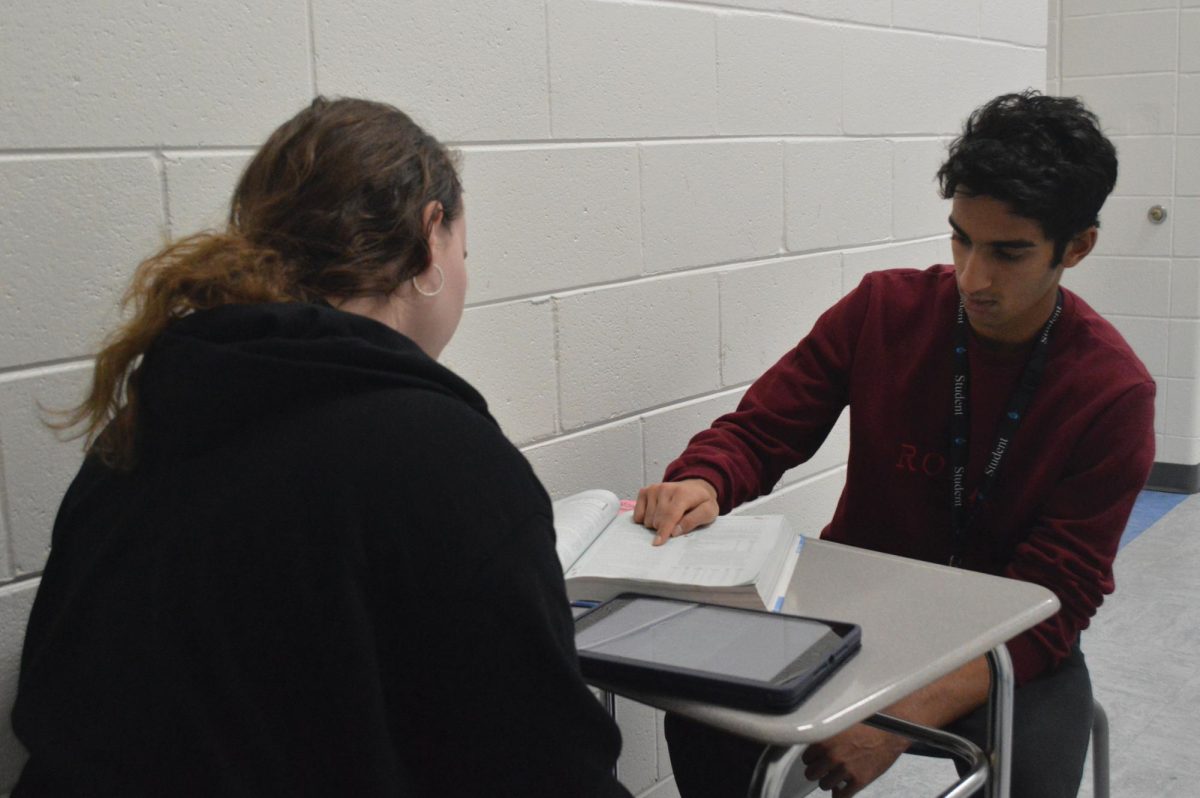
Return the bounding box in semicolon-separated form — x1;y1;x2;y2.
575;594;861;713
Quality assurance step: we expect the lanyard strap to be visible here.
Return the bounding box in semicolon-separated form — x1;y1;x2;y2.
949;291;1064;566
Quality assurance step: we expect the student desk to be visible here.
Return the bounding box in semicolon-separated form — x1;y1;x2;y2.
586;538;1059;798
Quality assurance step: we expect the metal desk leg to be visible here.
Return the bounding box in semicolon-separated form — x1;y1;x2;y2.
740;645;1014;798
866;714;988;798
985;645;1014;798
747;743;806;798
600;689;619;780
603;687;617;718
748;718;989;798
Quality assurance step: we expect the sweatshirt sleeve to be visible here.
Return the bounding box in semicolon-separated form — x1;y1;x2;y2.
394;509;632;798
356;391;632;798
664;276;872;513
1002;380;1156;685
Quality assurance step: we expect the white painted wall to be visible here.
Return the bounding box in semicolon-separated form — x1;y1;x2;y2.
1052;0;1200;471
0;1;1047;794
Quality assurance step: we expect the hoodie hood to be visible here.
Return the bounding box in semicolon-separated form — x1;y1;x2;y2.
136;302;492;457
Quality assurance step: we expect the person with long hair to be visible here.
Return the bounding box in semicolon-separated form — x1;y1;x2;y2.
11;97;631;798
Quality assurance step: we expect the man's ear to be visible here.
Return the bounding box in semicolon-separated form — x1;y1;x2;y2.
1061;227;1098;270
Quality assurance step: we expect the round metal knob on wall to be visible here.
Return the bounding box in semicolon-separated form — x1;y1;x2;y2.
1148;205;1168;224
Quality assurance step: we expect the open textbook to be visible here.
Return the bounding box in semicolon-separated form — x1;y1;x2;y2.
552;489;803;612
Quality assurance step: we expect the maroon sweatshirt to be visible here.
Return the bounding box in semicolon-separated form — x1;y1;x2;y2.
666;266;1155;685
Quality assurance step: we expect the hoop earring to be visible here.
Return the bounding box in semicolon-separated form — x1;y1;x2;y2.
412;264;445;297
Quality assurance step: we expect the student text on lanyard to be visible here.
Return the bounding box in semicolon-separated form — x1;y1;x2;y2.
949;291;1064;567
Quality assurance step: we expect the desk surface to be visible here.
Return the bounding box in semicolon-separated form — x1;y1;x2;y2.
590;537;1058;746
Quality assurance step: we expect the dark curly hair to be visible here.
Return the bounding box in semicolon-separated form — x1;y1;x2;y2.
937;91;1118;265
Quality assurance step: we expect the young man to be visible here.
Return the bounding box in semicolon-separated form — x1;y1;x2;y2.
634;91;1155;798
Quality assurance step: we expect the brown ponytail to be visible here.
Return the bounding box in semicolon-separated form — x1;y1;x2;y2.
53;233;296;467
54;96;462;469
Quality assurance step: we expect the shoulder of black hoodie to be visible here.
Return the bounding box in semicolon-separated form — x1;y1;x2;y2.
252;373;552;587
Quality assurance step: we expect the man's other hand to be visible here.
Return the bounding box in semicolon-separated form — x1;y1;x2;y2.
633;479;719;546
801;724;908;797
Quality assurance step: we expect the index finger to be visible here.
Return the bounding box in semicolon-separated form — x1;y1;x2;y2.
650;491;689;546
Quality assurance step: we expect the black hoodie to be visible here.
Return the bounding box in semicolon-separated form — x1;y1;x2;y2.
12;303;630;797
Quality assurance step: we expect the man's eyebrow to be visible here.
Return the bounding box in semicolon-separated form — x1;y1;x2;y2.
947;216;1037;249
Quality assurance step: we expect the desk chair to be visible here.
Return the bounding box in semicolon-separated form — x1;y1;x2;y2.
895;697;1110;798
760;707;1108;798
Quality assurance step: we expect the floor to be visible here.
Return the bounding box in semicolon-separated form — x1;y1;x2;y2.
860;490;1200;797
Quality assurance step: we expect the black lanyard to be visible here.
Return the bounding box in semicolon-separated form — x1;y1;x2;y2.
949;291;1063;566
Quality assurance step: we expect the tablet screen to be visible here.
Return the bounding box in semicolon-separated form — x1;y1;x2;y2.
576;597;840;682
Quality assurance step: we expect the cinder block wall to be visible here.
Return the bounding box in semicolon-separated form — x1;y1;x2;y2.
0;1;1047;794
1051;0;1200;477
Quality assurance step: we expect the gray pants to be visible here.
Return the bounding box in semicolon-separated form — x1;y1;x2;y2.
665;644;1093;798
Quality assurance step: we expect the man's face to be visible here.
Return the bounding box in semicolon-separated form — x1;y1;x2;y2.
948;193;1067;347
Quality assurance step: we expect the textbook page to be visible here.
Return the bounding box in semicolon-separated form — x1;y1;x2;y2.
551;489;621;572
566;513;787;589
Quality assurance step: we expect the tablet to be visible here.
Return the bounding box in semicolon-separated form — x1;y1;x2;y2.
574;594;860;713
